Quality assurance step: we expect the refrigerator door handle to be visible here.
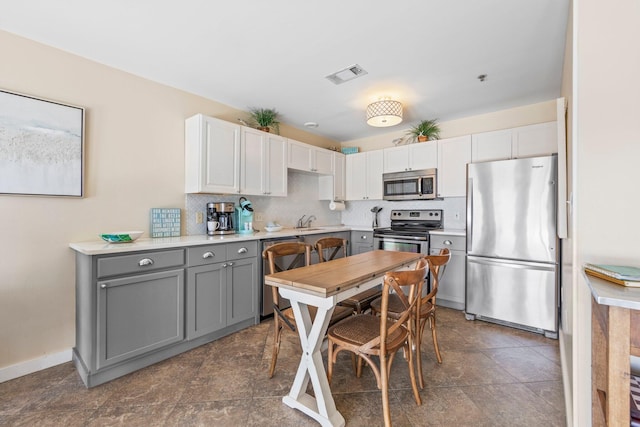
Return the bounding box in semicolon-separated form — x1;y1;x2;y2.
466;177;473;252
467;255;555;271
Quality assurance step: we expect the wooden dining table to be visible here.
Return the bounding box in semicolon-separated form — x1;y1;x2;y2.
265;250;423;427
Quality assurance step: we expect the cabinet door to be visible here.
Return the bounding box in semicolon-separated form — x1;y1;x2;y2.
437;135;471;198
319;152;346;201
185;114;240;193
97;269;184;369
408;143;438;170
333;152;346;201
241;127;265;196
471;129;512;163
350;231;373;255
383;145;409;173
430;248;465;310
265;134;288;196
314;148;334;175
346;152;367;200
227;257;258;325
288;139;312;171
513;122;557;158
365;150;384;200
186;263;226;339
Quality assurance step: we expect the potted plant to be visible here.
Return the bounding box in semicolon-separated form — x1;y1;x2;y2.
248;107;280;134
406;119;440;142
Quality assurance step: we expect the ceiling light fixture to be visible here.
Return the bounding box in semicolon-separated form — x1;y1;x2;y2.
366;98;403;127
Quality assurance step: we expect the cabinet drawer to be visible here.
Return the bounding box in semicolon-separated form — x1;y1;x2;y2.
97;249;185;278
227;241;258;260
430;234;465;251
187;245;226;267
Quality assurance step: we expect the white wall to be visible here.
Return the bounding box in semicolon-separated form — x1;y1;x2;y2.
570;0;640;425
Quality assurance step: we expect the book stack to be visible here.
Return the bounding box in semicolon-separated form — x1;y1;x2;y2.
584;263;640;287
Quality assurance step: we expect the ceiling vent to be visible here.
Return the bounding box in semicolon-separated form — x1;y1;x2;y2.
325;64;368;85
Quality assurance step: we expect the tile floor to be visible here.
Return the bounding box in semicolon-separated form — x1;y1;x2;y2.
0;307;565;426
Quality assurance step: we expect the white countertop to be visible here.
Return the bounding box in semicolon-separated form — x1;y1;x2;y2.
429;229;466;237
586;273;640;311
70;226;353;255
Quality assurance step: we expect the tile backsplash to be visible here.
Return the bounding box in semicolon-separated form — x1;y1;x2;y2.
185;170;343;235
186;167;467;235
340;197;466;229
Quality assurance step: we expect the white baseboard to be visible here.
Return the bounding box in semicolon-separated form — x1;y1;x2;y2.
0;349;72;383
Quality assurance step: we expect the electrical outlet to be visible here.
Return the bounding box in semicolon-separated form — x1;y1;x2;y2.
255;211;264;222
195;212;204;224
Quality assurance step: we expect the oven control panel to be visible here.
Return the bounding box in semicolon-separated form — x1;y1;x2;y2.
390;209;441;220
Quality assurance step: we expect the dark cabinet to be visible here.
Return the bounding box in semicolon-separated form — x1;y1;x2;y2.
350;230;374;255
97;269;184;369
186;241;258;339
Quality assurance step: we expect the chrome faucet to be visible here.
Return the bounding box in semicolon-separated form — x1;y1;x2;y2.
297;214;316;228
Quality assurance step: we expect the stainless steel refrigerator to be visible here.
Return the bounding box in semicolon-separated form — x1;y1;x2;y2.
465;155;558;338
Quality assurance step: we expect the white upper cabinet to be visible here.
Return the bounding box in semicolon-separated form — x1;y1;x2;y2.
241;127;287;197
346;151;383;200
513;122;558;158
383;143;438;173
437;135;471;198
319;152;346;201
471;129;512;162
185;114;240;194
288;139;333;174
471;122;557;163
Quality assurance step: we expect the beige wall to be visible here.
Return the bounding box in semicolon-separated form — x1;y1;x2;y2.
0;30;336;371
341;100;558;151
571;0;640;425
559;0;574;424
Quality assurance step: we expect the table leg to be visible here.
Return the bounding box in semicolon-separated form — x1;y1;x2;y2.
279;288;345;427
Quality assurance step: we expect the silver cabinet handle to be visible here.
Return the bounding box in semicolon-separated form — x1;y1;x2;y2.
222;263;227;267
361;235;367;240
238;247;248;254
138;258;154;266
202;251;215;259
228;262;234;266
444;240;452;246
100;283;107;289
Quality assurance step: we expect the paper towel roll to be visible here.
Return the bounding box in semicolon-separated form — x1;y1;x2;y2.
329;201;345;211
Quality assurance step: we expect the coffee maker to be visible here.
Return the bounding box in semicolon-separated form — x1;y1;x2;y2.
235;197;254;234
206;202;235;235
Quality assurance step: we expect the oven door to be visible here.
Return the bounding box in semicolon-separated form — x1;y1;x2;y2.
373;236;428;254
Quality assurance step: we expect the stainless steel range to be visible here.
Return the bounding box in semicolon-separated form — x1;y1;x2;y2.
373;209;443;254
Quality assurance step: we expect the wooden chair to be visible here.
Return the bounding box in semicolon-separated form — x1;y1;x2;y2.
262;242;353;378
327;264;427;427
370;248;451;389
316;237;382;314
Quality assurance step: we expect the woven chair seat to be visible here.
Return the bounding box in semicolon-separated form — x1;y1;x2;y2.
328;314;406;352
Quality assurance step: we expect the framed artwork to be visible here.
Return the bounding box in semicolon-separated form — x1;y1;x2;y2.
0;89;85;197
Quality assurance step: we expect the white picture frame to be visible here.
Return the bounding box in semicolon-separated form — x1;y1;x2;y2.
0;89;85;197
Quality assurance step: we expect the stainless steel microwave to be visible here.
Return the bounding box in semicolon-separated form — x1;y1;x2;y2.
382;169;437;200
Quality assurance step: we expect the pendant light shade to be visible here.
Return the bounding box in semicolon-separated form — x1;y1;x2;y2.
366;99;403;127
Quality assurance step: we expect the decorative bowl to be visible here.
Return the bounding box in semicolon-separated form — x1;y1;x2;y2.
264;225;283;233
100;231;144;243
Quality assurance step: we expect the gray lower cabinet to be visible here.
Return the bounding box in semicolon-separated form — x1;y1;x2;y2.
97;269;184;370
74;241;258;387
350;230;374;255
430;234;466;310
186;241;258;339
